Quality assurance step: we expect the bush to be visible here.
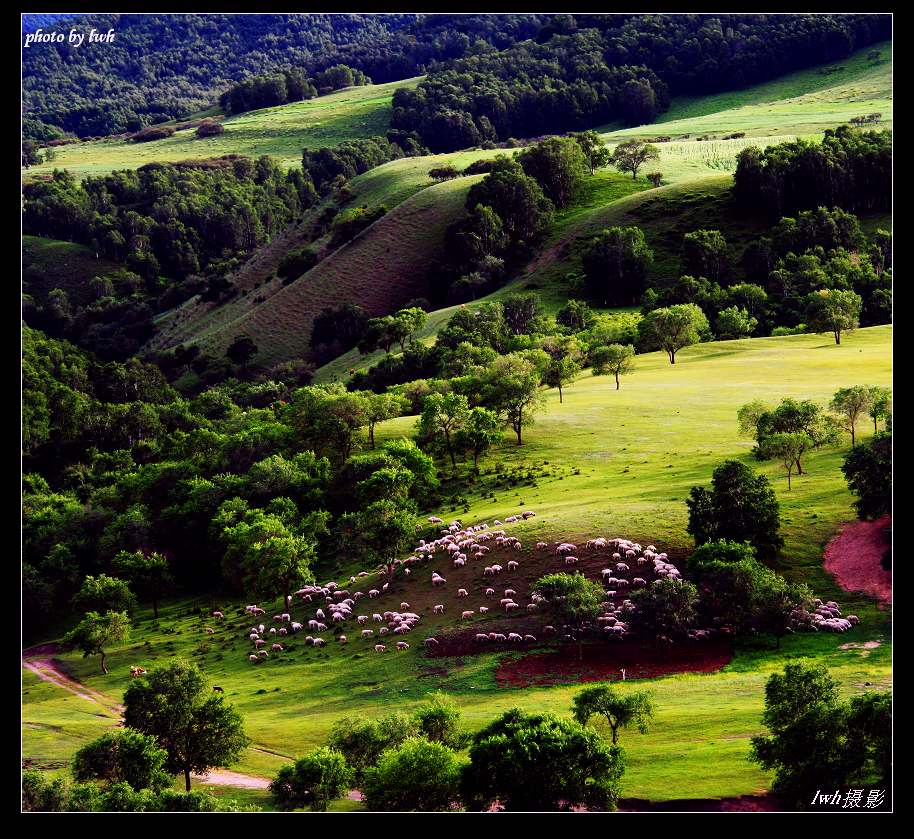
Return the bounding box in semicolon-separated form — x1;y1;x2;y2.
685;539;756;577
269;748;352;811
277;247;318;281
362;738;462;811
196;122;225;138
130;126;176;143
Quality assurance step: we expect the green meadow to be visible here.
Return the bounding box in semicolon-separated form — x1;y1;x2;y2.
25;78;422;180
23;326;892;806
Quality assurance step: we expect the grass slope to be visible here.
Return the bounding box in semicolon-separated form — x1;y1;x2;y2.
25;79;422;180
23;236;124;306
23;326;892;806
179;176;482;364
601;42;891;140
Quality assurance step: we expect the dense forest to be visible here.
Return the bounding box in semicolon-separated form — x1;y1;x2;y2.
23;14;889;142
392;15;891;151
22;13;548;139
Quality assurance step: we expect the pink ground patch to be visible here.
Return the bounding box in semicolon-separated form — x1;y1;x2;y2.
824;515;892;604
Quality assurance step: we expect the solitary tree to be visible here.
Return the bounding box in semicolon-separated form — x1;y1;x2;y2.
610;139;660;180
111;551;173;619
805;288;862;345
591;343;635;389
541;336;583;403
63;611;131;675
363;392;406;449
830;386;873;446
766;432;812;490
572;130;612;175
476;354;545;446
226;335;258;365
123;660;249;792
638;304;709;364
532;572;604;660
572;685;655;745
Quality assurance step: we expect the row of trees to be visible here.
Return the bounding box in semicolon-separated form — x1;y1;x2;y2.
219;64;369;116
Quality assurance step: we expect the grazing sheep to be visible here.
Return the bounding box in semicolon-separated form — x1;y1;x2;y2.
396;642;410;651
485;588;496;597
258;650;269;658
271;643;283;652
479;606;489;614
504;589;516;598
374;644;387;653
312;638;325;647
379;627;389;635
564;556;578;566
461;610;475;619
523;635;537;642
373;613;383;622
507;560;519;571
433;604;445;614
212;611;224;619
361;629;374;638
507;633;523;642
457;588;469;598
400;602;410;610
425;637;439;647
475;634;489;643
248;655;259;663
254;639;266;648
369;589;380;598
204;627;215;634
505;602;519;613
339;635;347;643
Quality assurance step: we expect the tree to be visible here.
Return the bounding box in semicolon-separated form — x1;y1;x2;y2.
412;692;467;750
418;391;470;472
123;660;249;792
627;577;698;641
73;730;170;793
363;391;405;449
532;572;604;660
766;432;811;490
841;432;891;520
328;712;419;782
715;306;758;340
610;139;660;180
63;611;131;675
454;407;502;472
363;738;462;812
572;130;612;175
517;136;588;208
638;304;709;364
572;685;655;745
72;575;137;617
830;385;873;446
646;172;663;187
867;386;892;433
750;663;891;808
541;335;583;403
502;292;543;335
686;460;784;559
682;229;731;285
111;550;173;619
341;500;416;583
556;299;596;331
805;288;862;345
591;343;635;389
582;226;654;307
225;335;258;365
428;166;459;181
461;708;624;811
475;354;545;446
465;169;554;245
269;748;352;811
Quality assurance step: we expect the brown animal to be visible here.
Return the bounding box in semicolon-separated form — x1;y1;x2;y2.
130;666;147;678
213;685;224;693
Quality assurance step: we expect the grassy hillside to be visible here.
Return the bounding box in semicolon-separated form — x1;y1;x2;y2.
25;78;422;180
164;175;483;364
23;326;892;806
23;236;124;306
601;41;891;140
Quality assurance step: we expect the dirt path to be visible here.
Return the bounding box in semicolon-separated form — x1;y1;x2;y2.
194;769;271;790
824;515;892;604
22;649;123;717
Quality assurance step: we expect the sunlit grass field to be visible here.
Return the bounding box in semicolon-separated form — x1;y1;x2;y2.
23;326;892;807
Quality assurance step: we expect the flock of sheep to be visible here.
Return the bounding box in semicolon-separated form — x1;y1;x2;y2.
229;509;859;665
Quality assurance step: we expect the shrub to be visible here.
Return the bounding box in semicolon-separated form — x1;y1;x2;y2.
362;738;462;811
269;748;352;811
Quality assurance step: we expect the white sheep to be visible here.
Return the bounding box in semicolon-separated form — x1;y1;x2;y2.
433;604;445;614
374;644;387;653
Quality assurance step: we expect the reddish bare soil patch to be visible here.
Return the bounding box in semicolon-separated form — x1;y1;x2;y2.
824;515;891;604
193;769;270;790
494;638;733;688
